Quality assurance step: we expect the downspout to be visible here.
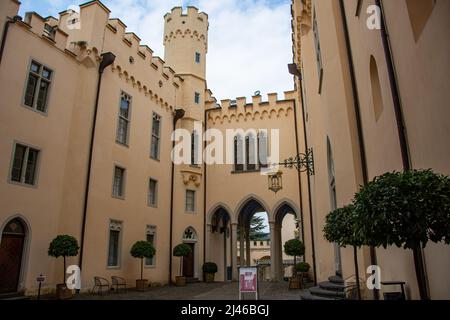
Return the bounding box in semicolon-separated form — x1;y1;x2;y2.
79;52;116;270
338;1;378;299
289;63;317;286
169;109;186;285
203;108;215;274
0;15;22;66
376;0;430;301
375;0;411;171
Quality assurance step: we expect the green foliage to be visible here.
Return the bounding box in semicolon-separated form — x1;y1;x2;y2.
202;262;218;274
173;243;192;257
130;241;155;259
48;235;79;258
295;262;310;273
353;170;450;249
323;205;363;247
238;215;268;241
284;239;305;257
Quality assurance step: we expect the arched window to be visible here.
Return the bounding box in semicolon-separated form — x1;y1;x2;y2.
370;56;384;122
406;0;436;41
234;135;244;172
258;131;268;168
183;227;197;242
246;134;257;171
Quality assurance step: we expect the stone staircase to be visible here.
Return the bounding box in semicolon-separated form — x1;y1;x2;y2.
301;275;355;300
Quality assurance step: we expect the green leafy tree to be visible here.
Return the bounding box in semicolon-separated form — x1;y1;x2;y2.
237;215;268;241
130;241;156;280
324;205;362;299
284;239;305;265
173;244;192;277
48;235;79;283
353;170;450;300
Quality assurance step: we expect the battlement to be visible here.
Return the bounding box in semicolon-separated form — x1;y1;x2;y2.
164;6;208;52
207;91;296;125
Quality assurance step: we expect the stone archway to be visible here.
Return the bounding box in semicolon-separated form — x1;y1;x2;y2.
273;202;300;281
207;206;232;281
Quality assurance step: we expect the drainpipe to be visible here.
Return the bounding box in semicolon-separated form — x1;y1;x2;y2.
0;15;22;66
203;108;215;275
338;1;378;299
288;63;317;286
79;52;116;271
376;0;430;301
169;109;186;285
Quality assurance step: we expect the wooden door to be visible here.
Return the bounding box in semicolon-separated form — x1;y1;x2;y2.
0;234;25;293
182;243;195;278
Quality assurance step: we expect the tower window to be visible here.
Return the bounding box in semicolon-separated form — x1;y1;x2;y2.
195;52;201;64
195;92;200;104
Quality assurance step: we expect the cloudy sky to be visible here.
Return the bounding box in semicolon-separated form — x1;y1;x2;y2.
19;0;293;101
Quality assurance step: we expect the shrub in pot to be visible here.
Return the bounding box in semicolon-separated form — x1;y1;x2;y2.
173;243;192;286
130;241;156;291
48;235;79;299
203;262;218;283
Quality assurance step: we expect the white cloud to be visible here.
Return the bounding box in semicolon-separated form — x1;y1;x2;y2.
103;0;293;101
21;0;294;101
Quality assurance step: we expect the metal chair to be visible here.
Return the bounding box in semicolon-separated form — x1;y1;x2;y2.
93;276;110;295
111;276;127;293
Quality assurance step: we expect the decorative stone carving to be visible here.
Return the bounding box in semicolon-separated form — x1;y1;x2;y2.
181;170;202;187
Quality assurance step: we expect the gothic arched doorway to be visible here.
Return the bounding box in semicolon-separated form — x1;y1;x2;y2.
208;206;231;281
182;227;197;279
0;218;27;293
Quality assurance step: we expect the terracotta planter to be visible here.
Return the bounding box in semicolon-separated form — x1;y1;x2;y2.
136;279;148;291
56;284;73;300
205;273;215;283
175;276;186;287
288;276;302;290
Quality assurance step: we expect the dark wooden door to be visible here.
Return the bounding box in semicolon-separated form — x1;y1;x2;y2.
182;243;195;278
0;234;25;293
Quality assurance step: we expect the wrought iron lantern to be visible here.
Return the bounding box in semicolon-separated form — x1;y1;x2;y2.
268;171;283;194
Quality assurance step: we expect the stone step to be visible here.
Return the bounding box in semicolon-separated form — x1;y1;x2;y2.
328;275;345;285
300;291;339;301
0;292;30;300
309;286;346;299
186;277;200;283
319;281;346;291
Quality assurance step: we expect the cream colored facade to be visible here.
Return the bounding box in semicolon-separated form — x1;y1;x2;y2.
0;0;449;300
291;0;450;300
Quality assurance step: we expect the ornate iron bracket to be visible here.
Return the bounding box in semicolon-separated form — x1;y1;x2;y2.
277;148;315;176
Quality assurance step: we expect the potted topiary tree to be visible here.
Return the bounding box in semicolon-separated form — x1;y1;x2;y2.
203;262;218;283
353;170;450;300
130;241;156;291
173;243;192;286
324;205;363;300
284;239;305;289
48;235;79;299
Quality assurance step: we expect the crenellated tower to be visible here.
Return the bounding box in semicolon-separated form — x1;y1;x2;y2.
164;6;208;80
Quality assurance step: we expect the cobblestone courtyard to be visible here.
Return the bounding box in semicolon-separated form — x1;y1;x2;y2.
74;281;305;300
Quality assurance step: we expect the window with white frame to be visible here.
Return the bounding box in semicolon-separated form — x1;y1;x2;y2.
145;225;156;266
185;190;196;212
117;92;131;145
148;178;158;207
10;143;40;186
112;166;125;198
151;113;161;160
108;220;122;267
24;60;52;113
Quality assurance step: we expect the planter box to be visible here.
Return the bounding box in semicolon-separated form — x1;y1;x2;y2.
136;279;148;291
56;284;73;300
205;273;215;283
288;276;302;290
175;276;186;287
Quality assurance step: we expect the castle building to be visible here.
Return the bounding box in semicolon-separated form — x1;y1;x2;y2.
0;0;449;300
291;0;450;299
0;0;301;295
